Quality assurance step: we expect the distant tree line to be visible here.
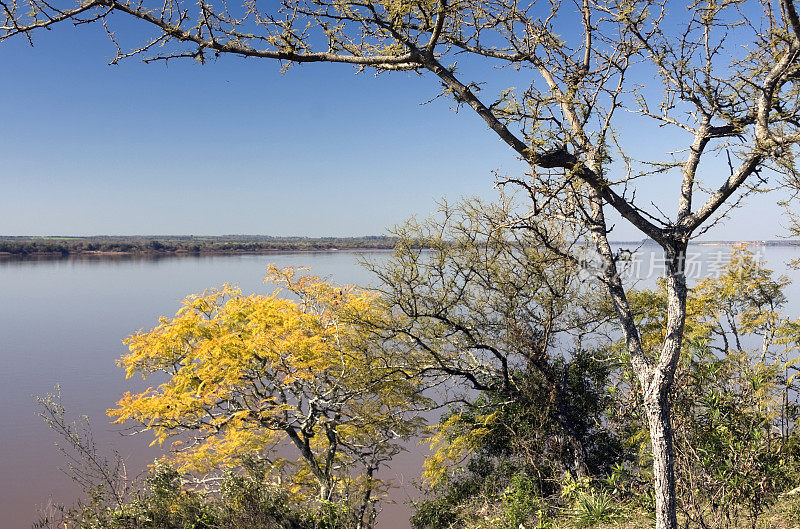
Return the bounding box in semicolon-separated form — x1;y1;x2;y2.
0;235;400;256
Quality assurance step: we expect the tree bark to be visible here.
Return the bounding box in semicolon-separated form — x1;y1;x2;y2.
587;185;686;529
645;389;678;529
356;465;377;529
643;241;688;529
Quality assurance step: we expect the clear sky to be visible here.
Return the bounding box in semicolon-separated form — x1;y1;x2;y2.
0;12;793;240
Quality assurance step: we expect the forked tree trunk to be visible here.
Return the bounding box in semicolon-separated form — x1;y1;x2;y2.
643;242;688;529
591;211;687;529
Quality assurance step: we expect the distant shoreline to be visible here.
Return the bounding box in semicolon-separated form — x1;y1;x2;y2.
0;235;798;259
0;236;401;257
0;249;397;258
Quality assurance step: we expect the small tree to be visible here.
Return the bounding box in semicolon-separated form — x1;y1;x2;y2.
109;266;425;528
5;2;800;527
368;200;624;492
368;199;627;529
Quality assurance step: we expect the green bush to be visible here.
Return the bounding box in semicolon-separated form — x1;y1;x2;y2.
569;490;622;528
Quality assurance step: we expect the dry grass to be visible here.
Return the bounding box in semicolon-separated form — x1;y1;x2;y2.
546;495;800;529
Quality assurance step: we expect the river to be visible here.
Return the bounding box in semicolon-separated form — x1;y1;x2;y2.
1;246;799;528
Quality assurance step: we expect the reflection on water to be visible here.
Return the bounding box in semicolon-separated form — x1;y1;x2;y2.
0;247;798;529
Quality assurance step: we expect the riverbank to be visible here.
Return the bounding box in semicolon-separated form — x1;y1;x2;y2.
2;235;799;259
0;235;400;257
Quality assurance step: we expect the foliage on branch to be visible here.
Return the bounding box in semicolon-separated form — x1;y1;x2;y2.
9;2;800;526
107;266;426;525
617;247;800;528
408;243;800;529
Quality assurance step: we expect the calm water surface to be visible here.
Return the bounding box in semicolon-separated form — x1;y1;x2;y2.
0;252;427;529
1;247;799;528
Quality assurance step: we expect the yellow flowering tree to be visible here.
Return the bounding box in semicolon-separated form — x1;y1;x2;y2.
109;266;424;524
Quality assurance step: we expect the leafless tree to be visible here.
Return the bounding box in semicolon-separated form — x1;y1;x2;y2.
4;1;800;527
34;387;132;524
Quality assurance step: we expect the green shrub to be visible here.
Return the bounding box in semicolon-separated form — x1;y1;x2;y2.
569;490;623;528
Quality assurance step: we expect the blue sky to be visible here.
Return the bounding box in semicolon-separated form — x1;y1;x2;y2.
0;11;792;240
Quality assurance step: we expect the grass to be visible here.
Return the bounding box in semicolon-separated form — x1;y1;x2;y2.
550;495;800;529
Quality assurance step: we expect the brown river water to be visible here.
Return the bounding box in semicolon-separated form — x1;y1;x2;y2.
1;247;798;529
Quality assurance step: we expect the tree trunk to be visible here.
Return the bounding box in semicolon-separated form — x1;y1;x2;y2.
586;189;687;529
645;390;678;529
356;465;377;529
643;242;688;529
554;387;589;478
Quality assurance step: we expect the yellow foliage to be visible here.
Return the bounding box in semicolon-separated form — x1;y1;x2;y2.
422;410;499;486
108;266;424;500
